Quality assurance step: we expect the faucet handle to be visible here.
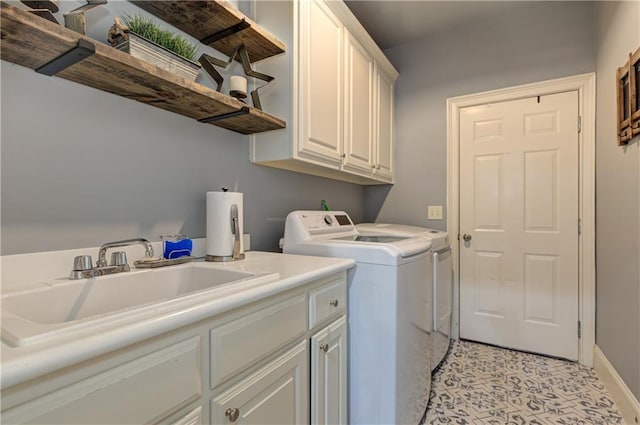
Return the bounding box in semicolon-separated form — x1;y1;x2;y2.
110;251;128;267
73;255;93;271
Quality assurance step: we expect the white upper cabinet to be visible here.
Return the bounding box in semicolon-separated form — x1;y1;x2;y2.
343;30;375;176
251;0;398;185
298;0;344;166
374;67;395;182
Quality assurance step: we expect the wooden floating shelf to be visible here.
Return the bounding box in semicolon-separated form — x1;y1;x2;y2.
131;1;286;64
0;3;286;135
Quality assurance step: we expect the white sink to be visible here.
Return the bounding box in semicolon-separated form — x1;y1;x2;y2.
1;264;279;347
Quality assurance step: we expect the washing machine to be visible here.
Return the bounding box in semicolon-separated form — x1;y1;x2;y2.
283;211;433;425
356;223;453;371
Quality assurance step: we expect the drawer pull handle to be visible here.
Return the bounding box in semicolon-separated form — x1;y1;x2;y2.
320;343;329;353
329;299;339;307
226;407;240;422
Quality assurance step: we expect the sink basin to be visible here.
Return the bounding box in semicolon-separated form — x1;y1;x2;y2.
1;264;279;347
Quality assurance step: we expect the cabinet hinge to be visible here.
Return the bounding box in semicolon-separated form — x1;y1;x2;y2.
578;116;582;133
578;321;582;338
578;218;582;236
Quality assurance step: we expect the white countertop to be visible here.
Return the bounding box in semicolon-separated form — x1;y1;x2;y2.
1;251;355;388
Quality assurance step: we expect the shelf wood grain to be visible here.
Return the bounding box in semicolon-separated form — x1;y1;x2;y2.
131;1;286;64
0;2;286;135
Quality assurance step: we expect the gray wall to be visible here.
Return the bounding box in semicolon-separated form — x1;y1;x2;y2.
363;1;596;226
0;1;363;255
594;1;640;400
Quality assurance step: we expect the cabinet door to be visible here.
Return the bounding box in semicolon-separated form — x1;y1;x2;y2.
298;0;343;167
374;67;394;181
310;317;347;425
211;341;309;425
343;30;375;176
2;337;202;424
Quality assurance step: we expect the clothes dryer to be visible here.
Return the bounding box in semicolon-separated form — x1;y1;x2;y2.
356;223;453;371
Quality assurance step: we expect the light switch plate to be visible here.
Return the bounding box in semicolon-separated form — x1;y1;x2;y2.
428;205;443;220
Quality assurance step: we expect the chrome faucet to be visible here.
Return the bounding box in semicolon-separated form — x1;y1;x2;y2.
69;238;155;279
96;238;154;267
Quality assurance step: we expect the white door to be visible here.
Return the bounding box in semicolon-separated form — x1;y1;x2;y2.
298;0;343;167
459;91;579;360
310;317;347;425
343;30;374;176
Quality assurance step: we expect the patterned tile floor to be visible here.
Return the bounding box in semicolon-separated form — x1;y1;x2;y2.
422;340;623;425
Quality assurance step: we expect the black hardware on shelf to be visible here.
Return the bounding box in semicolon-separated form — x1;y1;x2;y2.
36;39;95;76
199;54;226;92
199;106;250;124
200;19;251;46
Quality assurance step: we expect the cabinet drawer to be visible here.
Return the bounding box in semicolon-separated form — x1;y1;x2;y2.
210;294;306;389
211;341;309;425
2;337;202;424
168;406;202;425
309;277;346;329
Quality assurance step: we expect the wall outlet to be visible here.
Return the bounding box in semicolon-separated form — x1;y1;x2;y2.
427;205;443;220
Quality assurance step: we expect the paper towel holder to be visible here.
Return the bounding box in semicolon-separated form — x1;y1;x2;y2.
205;202;245;262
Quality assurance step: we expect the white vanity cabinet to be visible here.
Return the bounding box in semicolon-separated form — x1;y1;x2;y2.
250;0;398;185
308;275;348;425
0;271;348;425
208;292;309;424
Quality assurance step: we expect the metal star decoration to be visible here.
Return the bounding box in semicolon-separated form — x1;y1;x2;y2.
199;43;275;110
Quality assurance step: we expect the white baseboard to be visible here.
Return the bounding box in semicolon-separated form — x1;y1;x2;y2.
593;346;640;425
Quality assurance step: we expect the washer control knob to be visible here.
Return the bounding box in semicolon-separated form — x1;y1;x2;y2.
324;215;333;226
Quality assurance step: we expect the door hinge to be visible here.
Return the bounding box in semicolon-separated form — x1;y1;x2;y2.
578;116;582;133
578;321;582;338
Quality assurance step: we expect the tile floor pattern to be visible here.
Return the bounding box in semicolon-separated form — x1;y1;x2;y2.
422;340;623;425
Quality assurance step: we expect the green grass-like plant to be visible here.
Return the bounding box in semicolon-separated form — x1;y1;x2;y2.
122;13;198;61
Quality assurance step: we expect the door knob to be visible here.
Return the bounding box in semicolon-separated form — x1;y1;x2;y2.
225;407;240;422
463;233;472;242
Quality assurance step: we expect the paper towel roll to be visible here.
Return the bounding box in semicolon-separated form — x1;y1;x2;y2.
206;190;244;260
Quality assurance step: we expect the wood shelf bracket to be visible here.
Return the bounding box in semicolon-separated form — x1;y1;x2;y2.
200;19;251;46
198;106;250;124
35;38;95;76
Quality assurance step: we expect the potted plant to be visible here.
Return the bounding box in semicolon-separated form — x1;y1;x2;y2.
108;13;200;81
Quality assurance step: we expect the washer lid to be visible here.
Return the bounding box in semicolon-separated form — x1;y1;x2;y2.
283;237;431;265
356;223;449;251
332;235;408;243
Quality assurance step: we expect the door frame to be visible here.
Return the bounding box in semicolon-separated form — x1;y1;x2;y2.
446;73;596;366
